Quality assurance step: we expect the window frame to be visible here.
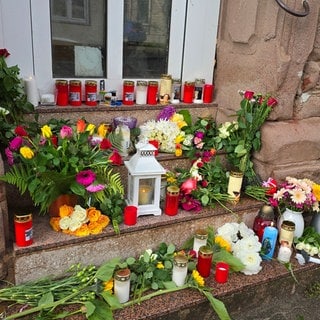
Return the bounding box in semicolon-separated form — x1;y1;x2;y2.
0;0;220;97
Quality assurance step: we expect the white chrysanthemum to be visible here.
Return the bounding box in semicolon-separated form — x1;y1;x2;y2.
310;246;319;256
238;222;255;238
233;235;261;254
295;242;305;251
235;250;262;275
217;222;240;243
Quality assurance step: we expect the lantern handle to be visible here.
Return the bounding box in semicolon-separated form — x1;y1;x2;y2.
275;0;310;17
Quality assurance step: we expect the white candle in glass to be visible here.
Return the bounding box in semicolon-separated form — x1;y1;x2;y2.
24;76;39;106
172;255;188;287
193;229;208;257
114;268;131;303
138;185;153;205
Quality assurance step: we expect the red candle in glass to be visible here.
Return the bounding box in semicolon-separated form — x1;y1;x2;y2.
215;262;229;283
69;80;82;106
183;81;195;103
55;80;68;106
85;80;97;106
148;140;159;156
147;81;158;105
14;214;33;247
123;80;135;105
124;206;137;225
165;186;180;216
203;84;214;103
196;246;213;278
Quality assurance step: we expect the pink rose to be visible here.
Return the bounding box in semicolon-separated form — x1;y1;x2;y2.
60;125;73;139
180;178;198;195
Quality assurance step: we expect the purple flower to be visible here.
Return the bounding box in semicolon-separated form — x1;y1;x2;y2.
157;106;176;121
86;184;105;193
60;125;73;139
180;194;202;212
9;136;23;151
5;147;14;165
195;131;205;139
76;170;96;186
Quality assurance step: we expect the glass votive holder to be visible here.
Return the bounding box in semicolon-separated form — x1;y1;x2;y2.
123;206;137;225
215;262;229;283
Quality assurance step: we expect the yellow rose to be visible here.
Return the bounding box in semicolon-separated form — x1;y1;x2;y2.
41;125;52;138
86;123;96;135
20;146;34;159
97;123;109;138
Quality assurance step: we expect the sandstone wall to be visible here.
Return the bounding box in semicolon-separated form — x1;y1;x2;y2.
214;0;320;182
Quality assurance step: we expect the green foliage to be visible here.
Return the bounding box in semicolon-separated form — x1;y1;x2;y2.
0;54;36;146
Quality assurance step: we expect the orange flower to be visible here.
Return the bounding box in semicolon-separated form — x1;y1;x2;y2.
74;224;90;237
97;214;110;228
87;207;101;222
88;221;103;235
50;217;61;232
76;119;86;133
59;204;74;218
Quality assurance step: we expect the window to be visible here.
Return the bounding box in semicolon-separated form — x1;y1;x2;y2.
0;0;220;95
51;0;89;25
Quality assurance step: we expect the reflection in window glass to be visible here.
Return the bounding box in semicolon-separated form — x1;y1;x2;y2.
50;0;105;78
123;0;172;78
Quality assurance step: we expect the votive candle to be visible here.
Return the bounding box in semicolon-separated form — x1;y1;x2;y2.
172;254;188;287
197;246;213;278
215;262;229;283
114;268;131;303
138;185;153;205
123;206;137;225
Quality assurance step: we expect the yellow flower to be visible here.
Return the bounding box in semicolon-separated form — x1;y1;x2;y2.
86;123;96;135
175;147;183;157
41;124;52;138
49;217;61;232
175;134;184;144
156;262;164;269
313;183;320;201
103;279;114;292
88;221;103;235
73;224;90;237
192;269;205;287
87;207;101;222
97;123;108;138
20;146;34;159
167;176;177;184
59;205;74;218
215;235;232;252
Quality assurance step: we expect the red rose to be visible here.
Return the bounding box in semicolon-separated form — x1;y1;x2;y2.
109;150;123;166
0;48;10;58
100;138;112;150
14;126;28;137
267;97;278;107
244;91;254;100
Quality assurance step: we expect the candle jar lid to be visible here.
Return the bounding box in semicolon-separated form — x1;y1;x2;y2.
148;81;159;86
174;254;188;267
195;229;208;240
123;80;135;86
115;268;131;281
258;204;275;220
137;80;147;86
184;81;195;86
199;245;213;257
55;79;68;85
281;220;295;231
172;78;181;84
69;80;81;86
195;78;205;84
230;171;244;178
167;186;180;195
14;213;32;223
160;74;172;80
85;80;97;86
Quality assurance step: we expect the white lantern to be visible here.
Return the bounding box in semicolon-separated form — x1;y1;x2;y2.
124;142;165;216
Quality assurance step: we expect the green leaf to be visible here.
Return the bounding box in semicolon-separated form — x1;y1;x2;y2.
167;243;176;254
95;257;121;281
101;291;123;309
163;281;178;289
88;299;113;320
126;257;136;265
202;290;231;320
38;291;54;306
84;301;96;317
213;250;245;272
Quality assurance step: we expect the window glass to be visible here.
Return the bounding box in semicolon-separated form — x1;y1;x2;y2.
50;0;105;78
123;0;171;78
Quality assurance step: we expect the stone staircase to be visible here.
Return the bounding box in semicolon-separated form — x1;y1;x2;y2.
2;103;320;319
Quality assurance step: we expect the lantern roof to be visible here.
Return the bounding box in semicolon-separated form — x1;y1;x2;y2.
124;142;165;175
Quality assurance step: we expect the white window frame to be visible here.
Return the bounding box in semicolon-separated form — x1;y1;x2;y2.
51;0;90;25
0;0;220;97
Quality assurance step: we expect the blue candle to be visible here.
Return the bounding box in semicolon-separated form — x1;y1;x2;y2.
261;225;278;260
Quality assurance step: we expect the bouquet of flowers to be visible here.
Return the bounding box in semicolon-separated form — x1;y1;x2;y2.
270;176;320;213
1;118;125;215
216;222;262;275
215;90;278;183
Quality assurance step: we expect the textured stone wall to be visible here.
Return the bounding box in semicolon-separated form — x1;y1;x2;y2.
214;0;320;182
